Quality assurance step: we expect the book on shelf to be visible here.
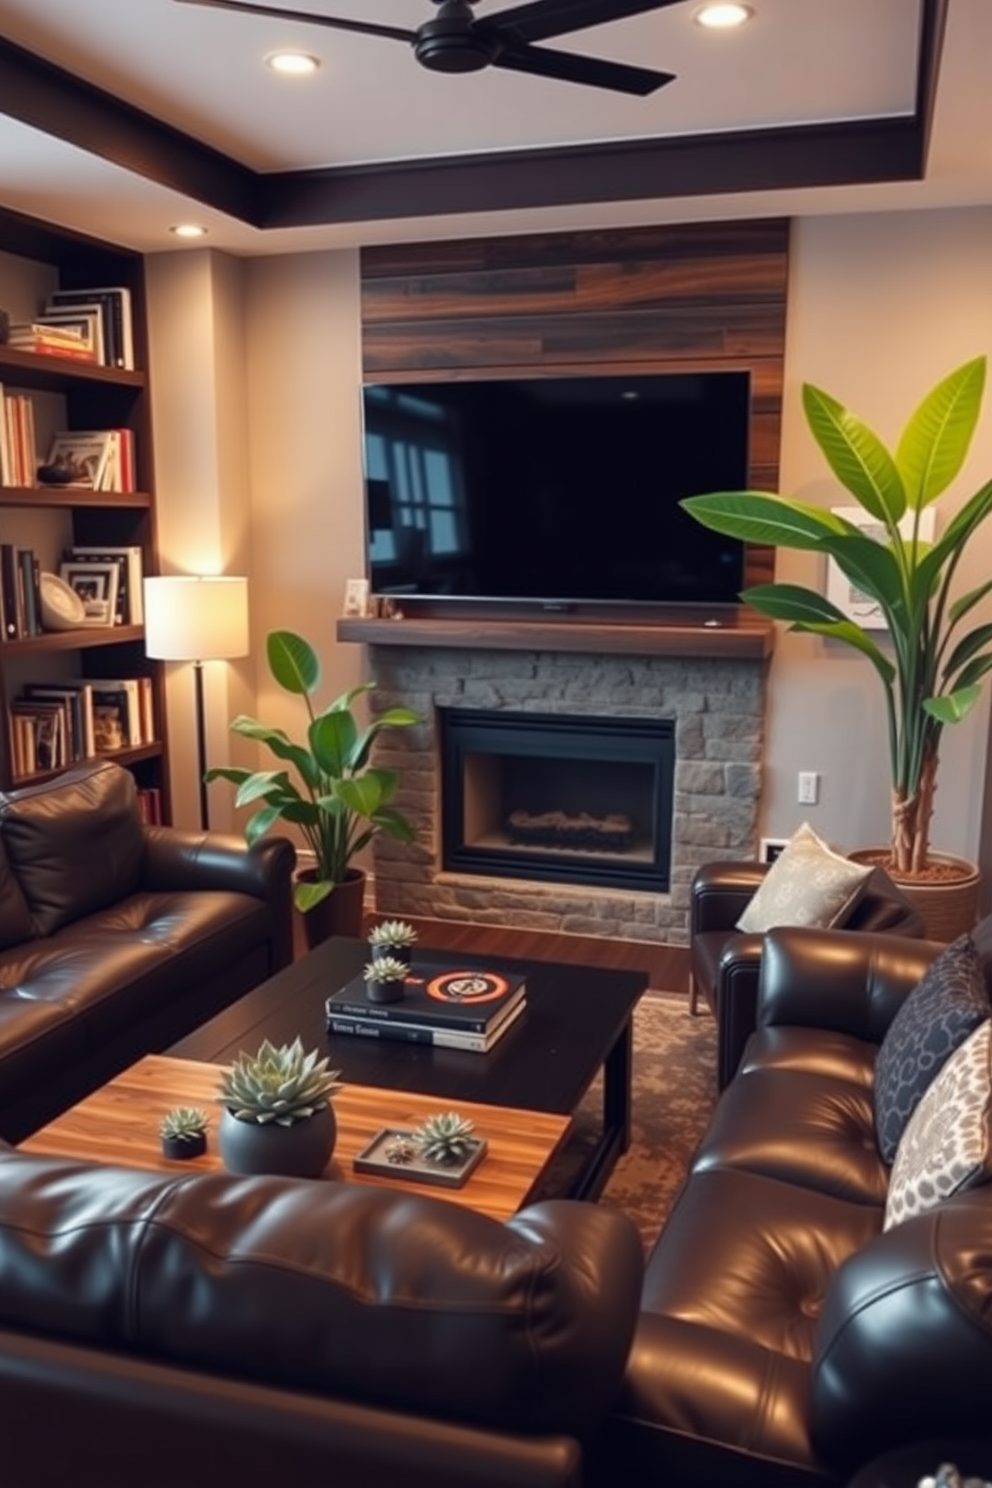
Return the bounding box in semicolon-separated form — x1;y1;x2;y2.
326;957;528;1033
23;682;94;760
85;677;147;747
64;545;143;625
45;430;115;491
46;286;133;370
135;786;163;826
6;321;97;362
10;698;68;774
327;997;526;1054
34;306;105;364
0;392;38;487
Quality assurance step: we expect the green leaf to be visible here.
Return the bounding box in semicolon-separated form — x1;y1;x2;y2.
294;877;333;913
802;383;906;523
680;492;847;549
267;630;319;696
203;764;251;786
816;531;904;611
942;622;992;679
370;806;416;842
896;356;986;508
311;708;360;778
740;582;849;626
233;770;299;808
922;684;982;724
948;577;992;626
333;769;398;818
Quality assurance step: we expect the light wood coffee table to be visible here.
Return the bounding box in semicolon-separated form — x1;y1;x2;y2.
20;1054;572;1224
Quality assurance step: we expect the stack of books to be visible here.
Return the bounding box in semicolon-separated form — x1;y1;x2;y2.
325;958;527;1053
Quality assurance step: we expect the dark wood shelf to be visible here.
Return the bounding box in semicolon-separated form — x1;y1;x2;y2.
337;614;775;660
0;625;145;657
0;345;144;393
9;740;163;790
0;487;151;509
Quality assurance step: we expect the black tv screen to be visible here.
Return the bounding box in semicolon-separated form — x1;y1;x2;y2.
361;371;750;611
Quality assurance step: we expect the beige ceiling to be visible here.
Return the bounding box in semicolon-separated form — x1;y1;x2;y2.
0;0;988;255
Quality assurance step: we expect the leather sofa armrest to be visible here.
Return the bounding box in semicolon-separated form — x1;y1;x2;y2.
690;862;769;934
810;1189;992;1475
140;829;297;970
757;927;942;1043
713;934;766;1089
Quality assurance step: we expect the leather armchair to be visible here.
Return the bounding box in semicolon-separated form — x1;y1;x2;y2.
689;860;926;1089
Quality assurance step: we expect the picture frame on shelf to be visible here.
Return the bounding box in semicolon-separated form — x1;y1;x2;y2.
343;577;372;617
59;560;119;628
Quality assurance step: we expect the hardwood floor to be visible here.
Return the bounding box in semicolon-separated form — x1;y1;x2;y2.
294;910;690;995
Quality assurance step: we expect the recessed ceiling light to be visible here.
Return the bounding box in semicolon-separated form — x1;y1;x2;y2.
266;50;320;75
170;224;208;239
694;3;754;28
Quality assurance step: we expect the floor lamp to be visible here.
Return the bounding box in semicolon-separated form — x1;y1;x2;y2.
143;575;250;831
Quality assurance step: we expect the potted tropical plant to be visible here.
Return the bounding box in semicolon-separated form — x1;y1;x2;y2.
206;629;419;944
216;1036;342;1177
682;355;992;934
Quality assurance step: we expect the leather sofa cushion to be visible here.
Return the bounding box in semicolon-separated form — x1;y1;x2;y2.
0;1154;643;1438
0;761;143;937
0;837;33;950
691;1066;889;1206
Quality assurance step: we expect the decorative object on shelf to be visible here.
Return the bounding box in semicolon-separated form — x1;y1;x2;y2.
368;918;418;966
36;463;76;486
354;1117;487;1190
38;572;86;632
216;1036;341;1178
413;1111;477;1165
362;954;409;1004
205;629;419;943
59;558;119;627
683;356;992;927
144;575;250;831
159;1106;209;1160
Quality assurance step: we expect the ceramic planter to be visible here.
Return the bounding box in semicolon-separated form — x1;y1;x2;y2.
161;1131;207;1161
218;1103;336;1178
365;973;406;1005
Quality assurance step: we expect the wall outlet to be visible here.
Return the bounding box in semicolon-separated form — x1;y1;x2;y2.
797;771;820;805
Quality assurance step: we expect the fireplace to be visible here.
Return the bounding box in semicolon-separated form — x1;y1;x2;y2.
440;708;674;893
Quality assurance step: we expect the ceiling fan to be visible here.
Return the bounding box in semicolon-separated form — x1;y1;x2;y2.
174;0;684;96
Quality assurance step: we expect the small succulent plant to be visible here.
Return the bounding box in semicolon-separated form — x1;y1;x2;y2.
413;1111;477;1165
160;1106;209;1142
368;920;418;949
363;955;409;984
218;1037;341;1126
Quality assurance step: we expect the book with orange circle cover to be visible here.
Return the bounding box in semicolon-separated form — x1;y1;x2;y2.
327;954;527;1033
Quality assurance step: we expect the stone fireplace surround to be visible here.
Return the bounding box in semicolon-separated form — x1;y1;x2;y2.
340;617;771;947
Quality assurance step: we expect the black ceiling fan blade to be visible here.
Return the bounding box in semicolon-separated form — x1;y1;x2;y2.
481;0;685;47
493;41;673;96
173;0;416;45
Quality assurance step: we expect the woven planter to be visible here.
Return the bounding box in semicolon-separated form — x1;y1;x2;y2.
849;849;982;944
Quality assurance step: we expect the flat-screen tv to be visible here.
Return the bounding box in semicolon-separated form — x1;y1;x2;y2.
361;370;750;612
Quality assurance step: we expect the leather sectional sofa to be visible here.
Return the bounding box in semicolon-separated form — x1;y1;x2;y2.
1;880;991;1485
600;923;992;1488
0;758;295;1141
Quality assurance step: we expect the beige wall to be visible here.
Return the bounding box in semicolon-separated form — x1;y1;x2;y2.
146;206;992;865
769;207;992;859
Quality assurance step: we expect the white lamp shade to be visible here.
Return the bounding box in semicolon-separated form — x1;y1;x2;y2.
143;575;249;661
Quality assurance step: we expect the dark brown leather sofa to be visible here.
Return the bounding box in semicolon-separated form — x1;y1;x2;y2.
0;1153;643;1488
0;758;295;1141
689;861;926;1088
598;924;992;1488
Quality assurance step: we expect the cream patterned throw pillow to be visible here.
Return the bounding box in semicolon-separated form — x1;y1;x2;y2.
884;1019;992;1231
736;822;873;935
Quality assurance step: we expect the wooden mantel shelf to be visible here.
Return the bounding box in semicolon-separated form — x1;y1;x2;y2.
336;614;774;660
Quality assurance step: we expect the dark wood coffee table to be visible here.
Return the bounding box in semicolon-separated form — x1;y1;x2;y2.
169;937;647;1202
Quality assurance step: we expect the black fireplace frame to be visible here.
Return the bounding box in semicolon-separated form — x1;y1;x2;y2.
439;707;675;893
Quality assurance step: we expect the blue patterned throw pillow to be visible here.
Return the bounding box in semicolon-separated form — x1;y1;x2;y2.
874;934;990;1164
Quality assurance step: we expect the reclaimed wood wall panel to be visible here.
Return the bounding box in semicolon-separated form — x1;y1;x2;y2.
360;219;790;591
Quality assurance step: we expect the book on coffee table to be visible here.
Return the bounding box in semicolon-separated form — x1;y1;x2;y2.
327;958;527;1033
327;996;526;1053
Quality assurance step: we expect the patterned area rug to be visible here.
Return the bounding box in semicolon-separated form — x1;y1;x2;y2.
532;991;719;1253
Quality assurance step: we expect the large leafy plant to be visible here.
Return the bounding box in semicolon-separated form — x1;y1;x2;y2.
683;356;992;876
206;630;418;912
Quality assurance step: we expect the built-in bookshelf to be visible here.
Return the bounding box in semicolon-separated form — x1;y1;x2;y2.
0;204;169;816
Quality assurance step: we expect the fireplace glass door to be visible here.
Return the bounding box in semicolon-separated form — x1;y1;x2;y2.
439;708;674;892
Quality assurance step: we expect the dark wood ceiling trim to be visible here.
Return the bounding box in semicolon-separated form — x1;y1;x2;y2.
0;35;259;226
260;116;925;229
0;0;946;234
